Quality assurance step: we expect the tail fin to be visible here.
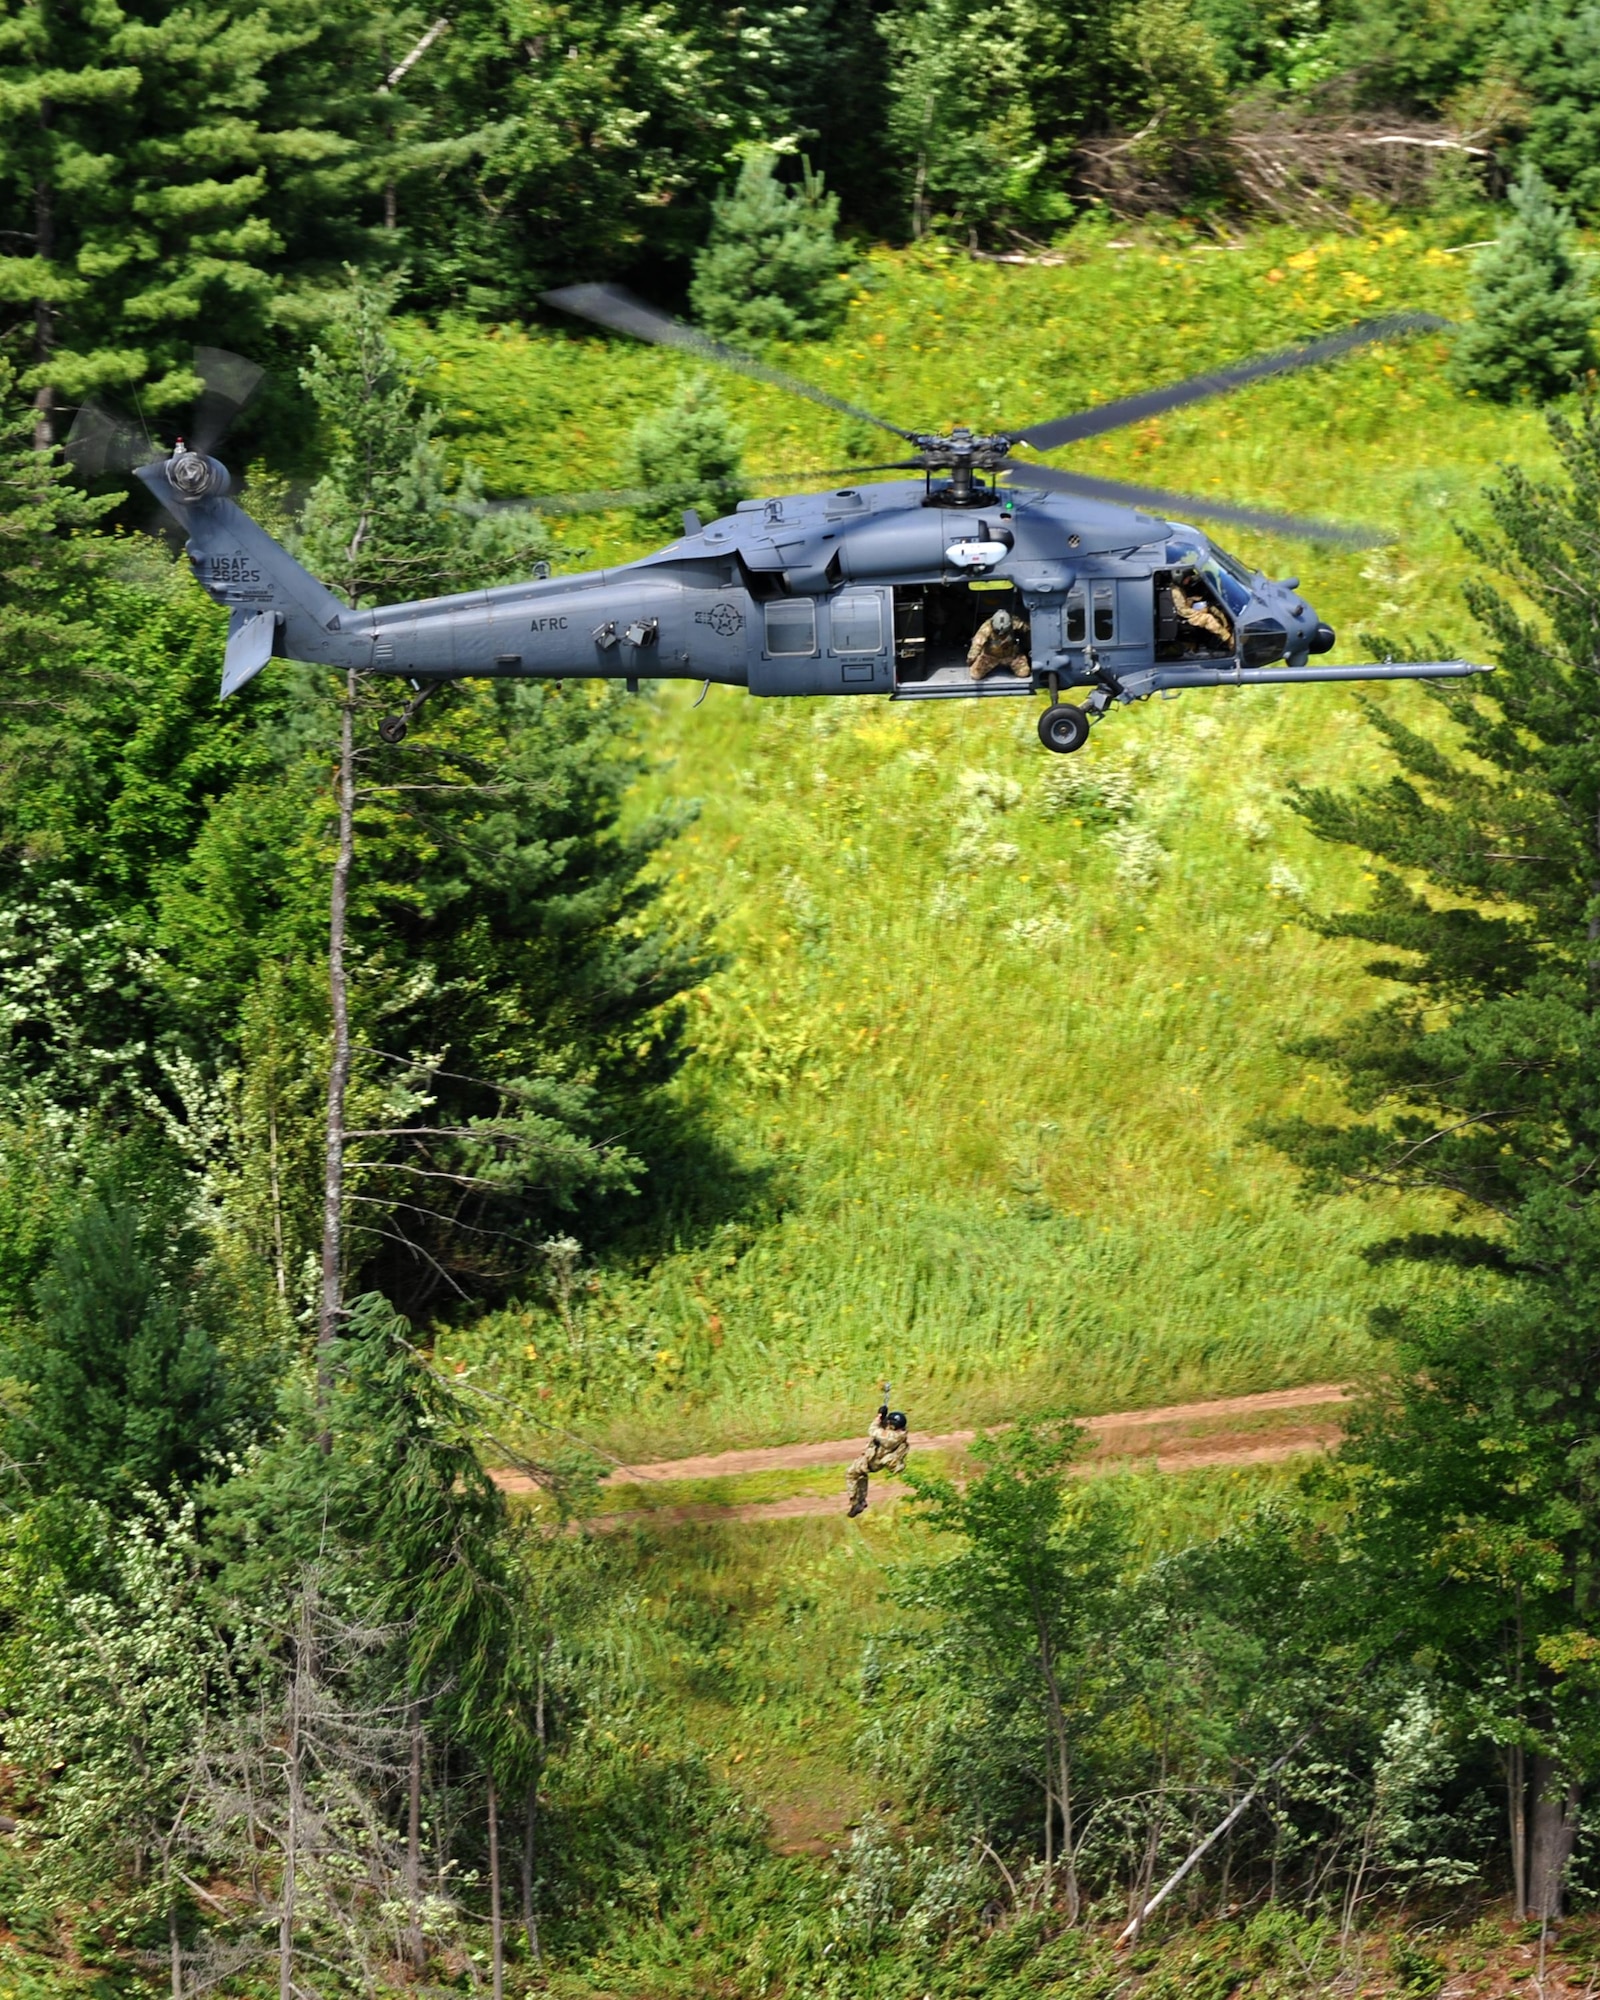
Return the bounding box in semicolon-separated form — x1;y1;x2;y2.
136;457;366;694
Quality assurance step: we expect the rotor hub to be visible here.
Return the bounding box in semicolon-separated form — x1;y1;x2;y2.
910;427;1014;472
910;428;1015;505
167;446;230;501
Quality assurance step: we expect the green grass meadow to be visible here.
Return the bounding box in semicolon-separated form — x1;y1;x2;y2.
423;215;1544;1465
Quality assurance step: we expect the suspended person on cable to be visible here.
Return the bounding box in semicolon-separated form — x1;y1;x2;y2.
845;1387;909;1517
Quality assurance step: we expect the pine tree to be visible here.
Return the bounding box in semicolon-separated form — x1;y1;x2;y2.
0;0;373;439
3;1151;240;1499
1267;397;1600;1915
1449;164;1595;404
688;149;850;345
275;270;704;1333
0;357;115;696
621;374;744;534
296;268;549;608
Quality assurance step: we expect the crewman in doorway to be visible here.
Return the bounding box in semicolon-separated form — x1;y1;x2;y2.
968;606;1032;680
845;1397;909;1517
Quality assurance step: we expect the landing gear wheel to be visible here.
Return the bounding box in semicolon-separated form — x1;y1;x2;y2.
1038;702;1090;754
378;715;409;745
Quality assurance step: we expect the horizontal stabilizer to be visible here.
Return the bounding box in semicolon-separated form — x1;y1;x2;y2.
222;608;277;697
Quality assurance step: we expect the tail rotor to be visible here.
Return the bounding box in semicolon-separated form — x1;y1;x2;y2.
64;346;265;491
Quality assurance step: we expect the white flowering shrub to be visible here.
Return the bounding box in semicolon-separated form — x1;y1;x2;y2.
1103;823;1167;888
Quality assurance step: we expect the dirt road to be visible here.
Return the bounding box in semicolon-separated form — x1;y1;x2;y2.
492;1382;1353;1529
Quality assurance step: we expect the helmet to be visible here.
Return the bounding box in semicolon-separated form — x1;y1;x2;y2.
886;1410;908;1430
990;609;1014;636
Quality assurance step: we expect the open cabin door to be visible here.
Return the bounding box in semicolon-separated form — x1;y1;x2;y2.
892;581;1032;698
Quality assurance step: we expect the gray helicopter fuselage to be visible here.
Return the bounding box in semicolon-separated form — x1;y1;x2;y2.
139;458;1480;709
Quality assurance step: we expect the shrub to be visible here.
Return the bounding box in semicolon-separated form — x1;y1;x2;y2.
1111;0;1231;176
622;375;745;533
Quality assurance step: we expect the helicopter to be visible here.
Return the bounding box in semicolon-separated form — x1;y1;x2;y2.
125;295;1489;753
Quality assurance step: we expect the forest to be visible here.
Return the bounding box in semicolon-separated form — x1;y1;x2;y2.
8;0;1600;1994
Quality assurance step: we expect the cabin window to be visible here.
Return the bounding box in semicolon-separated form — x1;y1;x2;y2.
765;598;818;656
830;590;882;654
1093;584;1115;642
1066;589;1086;643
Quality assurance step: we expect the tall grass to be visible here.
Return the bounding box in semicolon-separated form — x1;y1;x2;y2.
420;218;1551;1460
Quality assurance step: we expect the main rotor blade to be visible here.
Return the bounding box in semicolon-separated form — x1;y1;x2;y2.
462;460;925;518
191;346;265;455
1006;313;1451;451
1002;461;1390;546
754;460;927;485
459;489;655;515
541;283;921;444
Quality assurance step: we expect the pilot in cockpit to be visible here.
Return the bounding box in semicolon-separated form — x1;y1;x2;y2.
1171;571;1232;648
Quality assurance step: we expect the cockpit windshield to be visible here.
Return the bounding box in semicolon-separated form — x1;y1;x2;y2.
1207;543;1257;616
1211;544;1256;587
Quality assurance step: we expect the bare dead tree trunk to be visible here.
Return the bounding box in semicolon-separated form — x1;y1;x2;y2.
521;1781;541;1965
522;1654;546;1964
1216;1791;1235;1917
268;1096;288;1305
317;670;357;1409
169;1897;183;2000
406;1712;425;1969
1041;1760;1055;1903
488;1777;504;2000
280;1594;310;2000
1120;1728;1314;1947
32;105;54;451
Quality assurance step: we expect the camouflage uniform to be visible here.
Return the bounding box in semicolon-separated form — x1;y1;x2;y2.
1172;581;1231;646
968;612;1032;680
845;1414;909;1516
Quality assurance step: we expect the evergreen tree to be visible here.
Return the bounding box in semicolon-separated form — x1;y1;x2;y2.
379;0;716;309
688;149;850;345
1449;164;1595;404
0;356;120;793
621;374;745;534
152;272;712;1322
0;0;376;438
3;1154;242;1499
1500;0;1600;220
296;268;550;606
377;0;898;310
1268;398;1600;1913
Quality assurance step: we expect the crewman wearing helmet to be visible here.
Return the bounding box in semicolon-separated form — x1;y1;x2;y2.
845;1399;910;1518
1171;573;1232;646
968;606;1032;681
